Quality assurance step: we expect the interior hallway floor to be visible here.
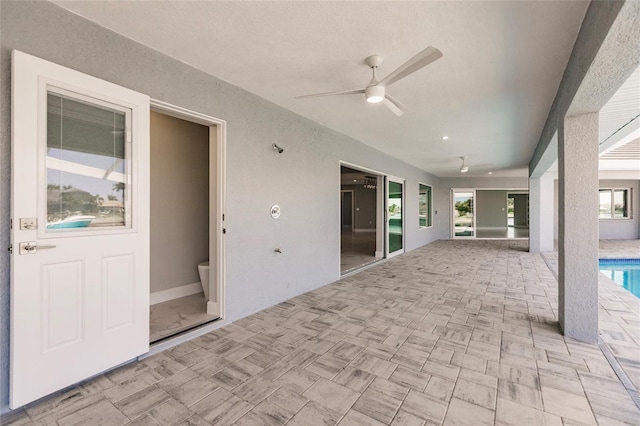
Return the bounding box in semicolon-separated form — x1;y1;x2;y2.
341;231;378;274
476;227;529;239
3;240;640;426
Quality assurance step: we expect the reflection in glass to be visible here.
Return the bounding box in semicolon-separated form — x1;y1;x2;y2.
614;189;628;218
419;184;432;228
47;92;128;230
388;181;403;253
599;189;612;218
454;191;474;237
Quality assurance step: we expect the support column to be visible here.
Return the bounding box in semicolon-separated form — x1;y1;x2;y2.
558;113;599;343
529;172;555;253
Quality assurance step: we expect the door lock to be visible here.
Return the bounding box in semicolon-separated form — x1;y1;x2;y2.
19;241;57;255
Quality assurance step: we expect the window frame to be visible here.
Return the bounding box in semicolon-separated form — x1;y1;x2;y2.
418;182;433;229
599;187;632;220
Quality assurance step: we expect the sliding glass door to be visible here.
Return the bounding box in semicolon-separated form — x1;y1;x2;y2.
386;177;404;257
452;190;475;238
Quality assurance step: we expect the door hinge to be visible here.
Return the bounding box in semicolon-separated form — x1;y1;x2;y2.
8;244;12;254
10;218;13;230
222;214;225;221
222;228;226;234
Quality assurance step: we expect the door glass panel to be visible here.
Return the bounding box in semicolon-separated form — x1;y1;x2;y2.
341;191;353;230
47;92;129;230
419;183;432;228
388;181;403;253
599;189;612;218
454;191;474;237
613;189;628;218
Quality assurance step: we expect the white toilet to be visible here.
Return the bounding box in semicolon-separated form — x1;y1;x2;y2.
198;261;211;300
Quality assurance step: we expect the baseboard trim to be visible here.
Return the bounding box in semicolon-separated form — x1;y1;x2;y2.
150;282;202;305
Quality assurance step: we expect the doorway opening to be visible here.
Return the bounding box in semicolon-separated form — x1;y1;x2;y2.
451;188;529;239
452;190;475;238
340;165;384;274
148;106;225;343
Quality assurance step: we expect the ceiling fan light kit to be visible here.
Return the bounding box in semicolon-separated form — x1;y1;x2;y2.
296;46;443;116
365;85;385;103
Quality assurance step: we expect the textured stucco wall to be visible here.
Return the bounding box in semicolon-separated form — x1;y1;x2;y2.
558;113;599;343
529;173;554;252
0;2;441;411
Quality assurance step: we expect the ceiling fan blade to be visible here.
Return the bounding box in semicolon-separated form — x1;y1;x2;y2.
383;94;408;116
295;88;365;99
379;46;443;88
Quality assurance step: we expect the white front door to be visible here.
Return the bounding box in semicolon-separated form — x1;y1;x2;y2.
10;51;150;408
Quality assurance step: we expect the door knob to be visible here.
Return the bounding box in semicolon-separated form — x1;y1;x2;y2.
19;241;57;254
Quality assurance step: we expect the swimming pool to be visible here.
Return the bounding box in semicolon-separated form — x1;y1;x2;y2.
599;259;640;299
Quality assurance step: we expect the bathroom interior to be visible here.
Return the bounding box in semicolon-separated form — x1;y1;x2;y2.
149;111;217;343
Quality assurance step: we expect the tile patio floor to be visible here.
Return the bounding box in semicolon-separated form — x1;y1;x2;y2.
3;240;640;425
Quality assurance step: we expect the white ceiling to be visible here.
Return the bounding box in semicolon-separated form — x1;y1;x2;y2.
54;1;590;177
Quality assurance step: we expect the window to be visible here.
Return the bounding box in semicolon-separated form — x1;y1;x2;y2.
46;89;131;231
419;183;432;228
599;188;631;219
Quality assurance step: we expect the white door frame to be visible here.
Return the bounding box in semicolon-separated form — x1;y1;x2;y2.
386;175;405;258
150;100;226;320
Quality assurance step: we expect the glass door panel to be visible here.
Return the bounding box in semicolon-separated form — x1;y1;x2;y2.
46;91;130;231
387;178;404;256
453;190;475;237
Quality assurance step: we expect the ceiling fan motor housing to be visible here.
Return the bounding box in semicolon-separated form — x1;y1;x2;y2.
365;85;385;103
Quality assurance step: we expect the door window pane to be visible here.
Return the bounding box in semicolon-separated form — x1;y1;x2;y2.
47;92;129;230
599;189;612;218
388;181;403;253
419;183;432;228
614;189;628;218
454;191;474;237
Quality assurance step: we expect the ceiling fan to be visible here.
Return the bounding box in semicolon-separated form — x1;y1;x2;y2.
430;156;494;174
295;46;443;116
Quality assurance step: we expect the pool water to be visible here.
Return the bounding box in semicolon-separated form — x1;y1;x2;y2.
599;259;640;299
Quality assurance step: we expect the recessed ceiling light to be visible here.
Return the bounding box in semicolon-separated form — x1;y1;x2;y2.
442;136;449;140
353;179;357;182
488;172;493;175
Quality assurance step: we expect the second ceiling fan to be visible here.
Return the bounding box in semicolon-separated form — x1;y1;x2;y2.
296;46;443;116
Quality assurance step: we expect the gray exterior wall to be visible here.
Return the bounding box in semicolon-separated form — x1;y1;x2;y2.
554;179;640;240
0;1;441;411
150;112;210;293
